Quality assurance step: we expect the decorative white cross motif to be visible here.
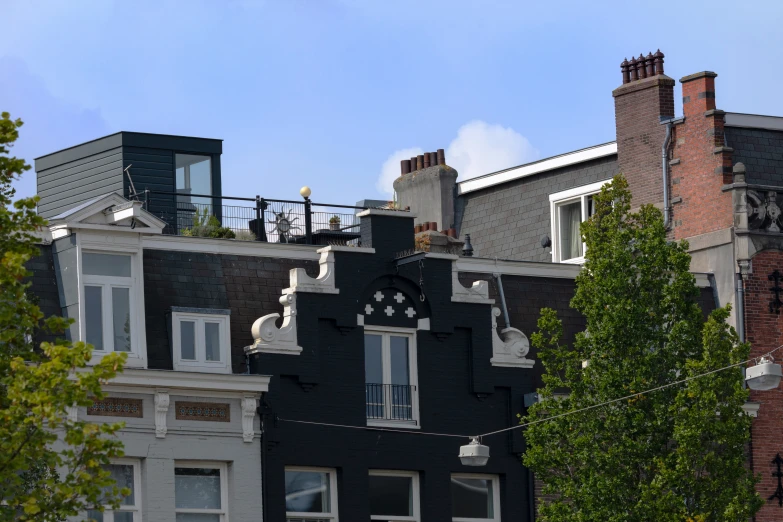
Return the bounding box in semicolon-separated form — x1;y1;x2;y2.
365;304;374;315
384;305;395;317
374;291;384;302
394;292;405;304
405;307;417;318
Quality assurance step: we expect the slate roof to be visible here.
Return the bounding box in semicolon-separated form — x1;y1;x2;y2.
725;126;783;185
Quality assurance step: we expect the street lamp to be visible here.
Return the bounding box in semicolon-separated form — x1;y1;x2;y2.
746;355;783;391
300;186;312;200
459;437;490;466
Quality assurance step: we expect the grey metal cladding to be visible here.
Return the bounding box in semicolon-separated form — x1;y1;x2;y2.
455;154;618;261
725;127;783;186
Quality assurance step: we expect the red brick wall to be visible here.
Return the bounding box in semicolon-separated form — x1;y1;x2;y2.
745;249;783;521
613;75;675;209
669;72;734;240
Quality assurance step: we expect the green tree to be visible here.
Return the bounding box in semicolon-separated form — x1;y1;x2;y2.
523;175;761;521
0;112;128;520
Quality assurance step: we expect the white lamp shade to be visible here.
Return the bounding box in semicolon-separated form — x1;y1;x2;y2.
746;359;783;391
459;438;490;467
300;186;312;198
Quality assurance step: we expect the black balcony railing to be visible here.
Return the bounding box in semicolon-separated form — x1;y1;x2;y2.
365;383;416;422
136;189;376;246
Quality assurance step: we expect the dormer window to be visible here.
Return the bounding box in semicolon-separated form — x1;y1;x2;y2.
172;308;231;373
549;180;608;264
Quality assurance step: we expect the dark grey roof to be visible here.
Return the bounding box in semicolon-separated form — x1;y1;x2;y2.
725;126;783;186
49;193;118;220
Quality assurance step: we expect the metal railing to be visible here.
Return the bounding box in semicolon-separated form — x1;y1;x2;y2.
365;383;416;421
137;190;370;245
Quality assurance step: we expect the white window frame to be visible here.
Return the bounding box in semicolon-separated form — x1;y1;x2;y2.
363;326;420;429
368;470;421;522
88;458;143;522
172;310;232;373
549;180;608;264
78;243;147;368
174;460;229;521
284;466;339;521
451;473;501;522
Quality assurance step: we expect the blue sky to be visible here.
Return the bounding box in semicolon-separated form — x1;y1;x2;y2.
4;0;783;206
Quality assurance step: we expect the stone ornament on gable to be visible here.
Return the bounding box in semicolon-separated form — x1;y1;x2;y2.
247;294;302;355
490;307;535;368
284;249;339;295
451;264;494;304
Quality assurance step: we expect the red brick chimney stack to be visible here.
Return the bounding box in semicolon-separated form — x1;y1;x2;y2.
613;50;675;210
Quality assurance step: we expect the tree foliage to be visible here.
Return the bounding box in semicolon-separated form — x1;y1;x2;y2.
522;175;762;521
0;112;128;520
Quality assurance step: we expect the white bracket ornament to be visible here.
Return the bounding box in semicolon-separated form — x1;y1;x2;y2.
154;389;170;438
241;396;258;443
490;307;535;368
451;263;494;304
246;294;302;355
284;249;339;295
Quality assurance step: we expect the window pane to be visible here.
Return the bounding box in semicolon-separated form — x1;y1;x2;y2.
107;464;135;505
180;321;196;360
364;334;383;384
83;253;131;277
175;514;220;522
559;201;583;260
587;195;595;218
85;286;104;351
175;468;221;510
369;475;412;517
389;336;409;385
111;287;131;352
176;154;212;206
205;322;221;362
87;510;103;522
285;470;331;513
114;512;134;522
451;476;494;518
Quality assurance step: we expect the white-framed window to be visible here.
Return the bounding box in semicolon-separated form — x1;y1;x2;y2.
549;180;608;264
174;461;228;521
172;308;231;373
284;467;339;521
451;474;500;522
364;326;419;428
369;470;420;522
87;458;142;522
82;252;138;355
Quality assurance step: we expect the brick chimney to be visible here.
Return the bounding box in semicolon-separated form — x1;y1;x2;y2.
613;51;675;210
394;148;458;232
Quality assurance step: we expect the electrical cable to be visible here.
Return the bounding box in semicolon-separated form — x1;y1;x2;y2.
277;345;783;441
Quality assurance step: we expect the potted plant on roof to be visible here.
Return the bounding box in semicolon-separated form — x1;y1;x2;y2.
329;215;341;231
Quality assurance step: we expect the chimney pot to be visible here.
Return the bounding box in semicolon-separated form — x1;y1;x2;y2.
401;159;411;175
437;149;445;165
430;152;437;167
423;153;431;168
629;56;638;81
621;58;630;84
416;155;424;170
645;52;654;78
415;224;423;234
429;221;437;231
653;49;664;75
637;54;647;79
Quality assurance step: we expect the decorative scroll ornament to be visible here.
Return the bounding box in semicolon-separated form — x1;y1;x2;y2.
241;396;257;443
771;453;783;507
747;190;783;232
490;307;535;368
285;249;339;295
268;208;303;243
154;390;170;439
451;265;493;304
246;294;302;355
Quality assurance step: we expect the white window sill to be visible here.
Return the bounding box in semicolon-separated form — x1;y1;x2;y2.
367;420;421;430
559;256;585;265
89;351;147;369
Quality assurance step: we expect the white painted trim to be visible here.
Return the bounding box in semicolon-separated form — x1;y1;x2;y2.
743;401;761;417
241;396;257;443
95;458;143;522
725;112;783;131
548;180;608;203
81;368;270;394
246;294;302;355
154;389;169;438
369;470;421;521
142;234;320;260
174;461;229;521
451;473;501;522
357;208;416;218
452;261;494;304
550;180;609;263
458;142;617;195
285;249;340;295
425;252;459;260
456;257;582;279
317;245;375;254
490;307;534;369
285;467;339;520
172;311;231;373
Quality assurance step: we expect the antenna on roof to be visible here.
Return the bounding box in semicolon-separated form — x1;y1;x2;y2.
124;164;139;200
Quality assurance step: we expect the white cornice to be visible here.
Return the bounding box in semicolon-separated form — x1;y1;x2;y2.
356;208;416;218
317;245;376;254
90;368;270;395
142;235;320;260
725;112;783;132
458;142;617;195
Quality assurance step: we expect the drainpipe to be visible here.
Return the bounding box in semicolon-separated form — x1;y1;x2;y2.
662;120;674;229
493;273;511;329
736;273;746;344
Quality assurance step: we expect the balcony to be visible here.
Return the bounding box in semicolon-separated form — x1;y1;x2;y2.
365;383;417;423
136;190;376;246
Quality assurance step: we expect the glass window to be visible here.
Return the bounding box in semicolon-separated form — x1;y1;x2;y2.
85;285;104;351
558;200;583;261
176;154;212;201
82;252;135;354
83;253;132;277
112;287;131;352
285;467;338;521
451;474;500;522
172;311;230;373
364;330;418;425
86;460;141;522
174;464;226;522
369;471;419;521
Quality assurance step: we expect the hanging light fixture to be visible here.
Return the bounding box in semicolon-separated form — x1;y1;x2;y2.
459;437;490;466
746;355;783;391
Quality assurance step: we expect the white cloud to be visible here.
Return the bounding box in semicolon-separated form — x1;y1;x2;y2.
375;146;424;198
446;120;538;181
375;121;537;196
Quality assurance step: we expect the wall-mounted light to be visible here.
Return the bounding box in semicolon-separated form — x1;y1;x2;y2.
459;437;490;466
